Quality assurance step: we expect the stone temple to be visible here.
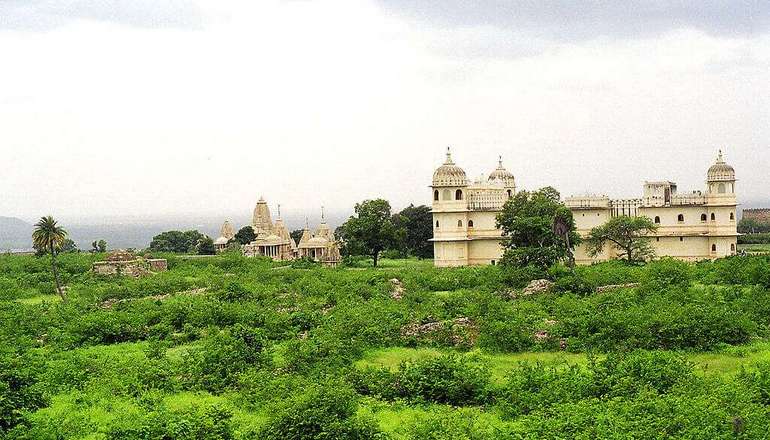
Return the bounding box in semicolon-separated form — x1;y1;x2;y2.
431;148;738;267
215;197;341;266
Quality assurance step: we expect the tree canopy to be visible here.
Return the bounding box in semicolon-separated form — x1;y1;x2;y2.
149;230;207;253
585;215;658;263
338;199;398;267
496;187;579;270
391;204;433;259
234;226;257;245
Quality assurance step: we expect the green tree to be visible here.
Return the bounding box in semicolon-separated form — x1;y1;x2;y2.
496;187;579;270
149;230;206;253
31;216;68;301
233;226;256;245
58;238;78;253
197;236;216;255
391;204;433;259
738;218;770;234
585;215;658;263
90;239;107;253
338;199;398;267
290;229;303;245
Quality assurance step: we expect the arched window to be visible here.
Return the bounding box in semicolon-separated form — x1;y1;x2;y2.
468;220;474;228
442;189;451;200
718;183;726;194
679;237;684;242
711;244;717;252
701;214;707;222
677;214;684;222
457;220;463;227
433;190;439;201
455;189;463;200
435;220;439;228
711;213;716;221
731;243;736;252
654;216;660;224
506;190;512;198
730;212;735;220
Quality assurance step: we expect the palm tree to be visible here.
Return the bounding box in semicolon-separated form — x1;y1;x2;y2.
32;216;68;301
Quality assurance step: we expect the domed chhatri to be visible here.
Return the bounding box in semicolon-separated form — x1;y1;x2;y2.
707;150;736;182
432;147;468;187
488;156;516;189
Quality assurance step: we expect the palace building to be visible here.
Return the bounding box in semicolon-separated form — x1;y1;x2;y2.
215;197;341;266
431;149;738;267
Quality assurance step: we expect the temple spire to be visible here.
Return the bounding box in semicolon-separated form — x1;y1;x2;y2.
321;206;325;221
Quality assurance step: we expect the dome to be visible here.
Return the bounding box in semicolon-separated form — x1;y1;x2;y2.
432;147;468;187
488;156;515;187
707;150;735;181
214;236;230;245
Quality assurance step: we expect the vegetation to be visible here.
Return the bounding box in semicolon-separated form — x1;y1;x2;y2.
91;239;108;253
233;226;256;245
496;187;579;273
2;252;770;438
338;199;399;267
31;216;68;301
391;204;433;259
585;215;658;263
149;230;209;253
738;218;770;234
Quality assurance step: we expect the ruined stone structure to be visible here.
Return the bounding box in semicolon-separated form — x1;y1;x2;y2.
214;220;236;252
431;149;738;266
92;250;168;277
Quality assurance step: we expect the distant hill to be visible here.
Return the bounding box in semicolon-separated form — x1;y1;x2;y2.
0;216;33;250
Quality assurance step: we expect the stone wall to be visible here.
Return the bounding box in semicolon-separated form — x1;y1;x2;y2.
743;208;770;223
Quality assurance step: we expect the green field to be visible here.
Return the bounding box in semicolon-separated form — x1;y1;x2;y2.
2;252;770;439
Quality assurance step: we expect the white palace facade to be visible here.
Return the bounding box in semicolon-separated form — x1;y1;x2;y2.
431;149;738;267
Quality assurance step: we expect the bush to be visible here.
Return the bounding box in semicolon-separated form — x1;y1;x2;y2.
639;258;692;294
258;382;385;440
352;354;491;406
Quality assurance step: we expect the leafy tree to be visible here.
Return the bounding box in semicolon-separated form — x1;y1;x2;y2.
290;229;303;245
585;215;658;263
149;230;206;253
31;216;68;301
496;187;579;270
738;218;770;234
233;226;256;245
338;199;398;267
90;239;107;253
391;204;433;259
197;236;216;255
59;238;78;253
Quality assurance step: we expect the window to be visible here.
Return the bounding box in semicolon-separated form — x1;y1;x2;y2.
701;214;707;222
455;189;463;200
468;220;474;228
433;190;439;201
711;244;717;252
679;237;684;242
677;214;684;222
711;213;716;221
491;260;496;266
731;243;736;252
457;220;463;227
730;212;735;220
435;220;439;228
506;190;512;198
654;216;660;224
656;237;660;242
718;183;726;194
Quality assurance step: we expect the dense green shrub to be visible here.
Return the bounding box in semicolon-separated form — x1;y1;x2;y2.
258;383;385;440
352;354;491;405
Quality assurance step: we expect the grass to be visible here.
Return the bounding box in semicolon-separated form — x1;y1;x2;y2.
15;293;62;304
739;243;770;253
358;341;770;382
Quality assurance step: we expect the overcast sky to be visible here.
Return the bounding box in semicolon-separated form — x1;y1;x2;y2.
1;0;768;224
